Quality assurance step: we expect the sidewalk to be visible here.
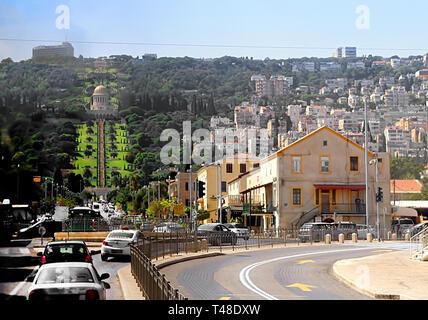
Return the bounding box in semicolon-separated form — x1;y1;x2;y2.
333;250;428;300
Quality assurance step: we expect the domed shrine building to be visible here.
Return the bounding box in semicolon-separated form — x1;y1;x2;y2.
89;84;118;118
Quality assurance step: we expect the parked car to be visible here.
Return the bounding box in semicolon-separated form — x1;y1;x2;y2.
152;222;186;233
298;222;330;242
27;262;110;300
356;224;377;239
101;229;145;261
13;216;62;239
197;223;237;245
224;223;250;240
37;240;96;265
140;221;154;232
404;222;428;237
328;221;358;240
391;218;414;235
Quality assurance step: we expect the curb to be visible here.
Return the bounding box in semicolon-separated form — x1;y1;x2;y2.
155;252;225;270
332;262;401;300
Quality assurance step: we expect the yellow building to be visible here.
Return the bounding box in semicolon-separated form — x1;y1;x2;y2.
230;126;390;231
196;155;260;223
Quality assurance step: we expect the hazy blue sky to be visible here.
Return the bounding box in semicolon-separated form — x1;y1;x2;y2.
1;0;428;61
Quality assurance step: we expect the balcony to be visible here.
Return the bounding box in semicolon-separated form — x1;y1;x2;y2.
243;202;276;215
319;203;366;215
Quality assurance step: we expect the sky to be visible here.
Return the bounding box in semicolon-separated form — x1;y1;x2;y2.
1;0;428;61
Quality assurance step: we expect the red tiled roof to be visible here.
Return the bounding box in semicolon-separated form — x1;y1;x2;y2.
390;180;422;193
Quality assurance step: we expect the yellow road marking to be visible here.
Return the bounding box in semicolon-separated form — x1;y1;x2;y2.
373;249;393;252
297;260;315;264
286;283;317;292
219;297;231;300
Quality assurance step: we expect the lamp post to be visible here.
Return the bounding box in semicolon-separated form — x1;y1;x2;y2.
370;156;381;241
364;98;370;227
16;164;20;203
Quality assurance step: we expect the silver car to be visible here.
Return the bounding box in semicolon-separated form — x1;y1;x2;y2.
27;262;110;300
224;223;250;240
101;229;145;261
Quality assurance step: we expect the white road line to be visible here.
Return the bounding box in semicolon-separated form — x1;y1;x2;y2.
239;247;373;300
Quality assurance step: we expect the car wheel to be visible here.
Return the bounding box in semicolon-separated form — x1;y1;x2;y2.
101;254;109;262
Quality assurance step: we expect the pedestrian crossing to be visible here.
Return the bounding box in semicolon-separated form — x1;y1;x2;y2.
353;241;410;251
0;247;31;256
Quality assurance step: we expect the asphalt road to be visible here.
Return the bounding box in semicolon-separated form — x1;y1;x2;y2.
160;243;407;300
0;247;129;300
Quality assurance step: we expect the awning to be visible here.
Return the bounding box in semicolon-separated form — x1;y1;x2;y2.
392;206;418;217
314;183;366;190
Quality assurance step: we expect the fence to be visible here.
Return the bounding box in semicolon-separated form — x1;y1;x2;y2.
130;243;187;300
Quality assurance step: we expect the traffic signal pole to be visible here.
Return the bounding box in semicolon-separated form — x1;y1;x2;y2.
376;157;380;241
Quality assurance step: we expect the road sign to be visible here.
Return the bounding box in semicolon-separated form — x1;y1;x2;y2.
38;226;46;237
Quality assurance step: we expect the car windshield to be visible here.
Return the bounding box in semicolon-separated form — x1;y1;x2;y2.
46;244;87;257
108;232;134;239
37;267;94;284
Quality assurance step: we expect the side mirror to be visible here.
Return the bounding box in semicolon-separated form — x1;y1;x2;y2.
103;281;111;289
37;252;43;257
100;273;110;281
90;250;97;255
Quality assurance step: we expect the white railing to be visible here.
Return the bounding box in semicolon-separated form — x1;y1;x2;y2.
409;225;428;260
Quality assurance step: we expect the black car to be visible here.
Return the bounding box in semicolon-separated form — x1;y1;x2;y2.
14;217;62;239
68;207;99;219
37;240;96;265
197;223;237;245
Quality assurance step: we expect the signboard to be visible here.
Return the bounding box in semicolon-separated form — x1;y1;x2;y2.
33;176;41;183
38;226;46;236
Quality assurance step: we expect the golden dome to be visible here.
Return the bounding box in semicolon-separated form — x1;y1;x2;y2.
93;84;108;95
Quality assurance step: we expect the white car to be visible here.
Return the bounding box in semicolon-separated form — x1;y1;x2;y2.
27;262;110;300
101;229;145;261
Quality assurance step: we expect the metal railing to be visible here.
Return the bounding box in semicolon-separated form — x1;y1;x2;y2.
409;225;428;260
130;243;187;300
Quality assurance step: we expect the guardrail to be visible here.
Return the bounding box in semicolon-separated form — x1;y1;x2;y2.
130;243;187;300
409;225;428;259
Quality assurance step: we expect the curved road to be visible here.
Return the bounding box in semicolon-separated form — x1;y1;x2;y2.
160;244;406;300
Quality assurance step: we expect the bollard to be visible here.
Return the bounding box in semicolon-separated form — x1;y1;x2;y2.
352;233;358;243
367;233;373;243
338;233;344;244
387;231;391;240
325;234;331;244
405;233;410;241
392;233;397;241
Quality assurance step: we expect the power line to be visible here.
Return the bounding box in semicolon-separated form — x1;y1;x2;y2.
0;38;426;52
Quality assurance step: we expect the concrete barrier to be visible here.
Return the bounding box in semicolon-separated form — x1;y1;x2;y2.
367;233;373;242
387;231;392;240
338;233;344;244
325;234;331;244
352;233;358;243
405;234;410;241
392;233;397;240
54;231;109;242
201;239;208;251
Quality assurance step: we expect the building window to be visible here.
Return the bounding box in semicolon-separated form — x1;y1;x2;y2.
332;189;337;205
240;163;247;173
323;140;328;146
292;156;302;174
253;163;260;168
221;181;227;193
185;199;190;206
315;188;320;205
320;156;330;173
226;163;233;173
185;182;189;191
350;156;359;172
292;188;302;206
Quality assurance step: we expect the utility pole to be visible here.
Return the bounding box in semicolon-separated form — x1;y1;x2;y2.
216;164;219;222
364;98;369;227
375;156;380;241
158;181;160;201
219;165;223;224
189;164;192;229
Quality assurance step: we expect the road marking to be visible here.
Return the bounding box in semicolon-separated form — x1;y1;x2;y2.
9;266;38;298
219;297;231;300
373;249;393;252
297;260;315;264
239;247;374;300
286;283;317;292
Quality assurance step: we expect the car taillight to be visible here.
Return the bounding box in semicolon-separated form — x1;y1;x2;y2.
85;290;99;300
41;255;46;264
102;241;108;246
311;229;314;233
85;255;91;262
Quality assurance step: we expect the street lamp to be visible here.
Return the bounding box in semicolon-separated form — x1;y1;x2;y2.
369;156;381;241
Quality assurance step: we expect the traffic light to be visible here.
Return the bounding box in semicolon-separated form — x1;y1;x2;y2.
376;187;383;202
198;180;206;198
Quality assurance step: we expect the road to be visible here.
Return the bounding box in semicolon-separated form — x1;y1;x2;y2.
0;246;129;300
160;242;409;300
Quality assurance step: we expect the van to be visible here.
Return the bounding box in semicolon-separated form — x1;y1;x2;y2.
329;222;358;240
391;218;414;235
